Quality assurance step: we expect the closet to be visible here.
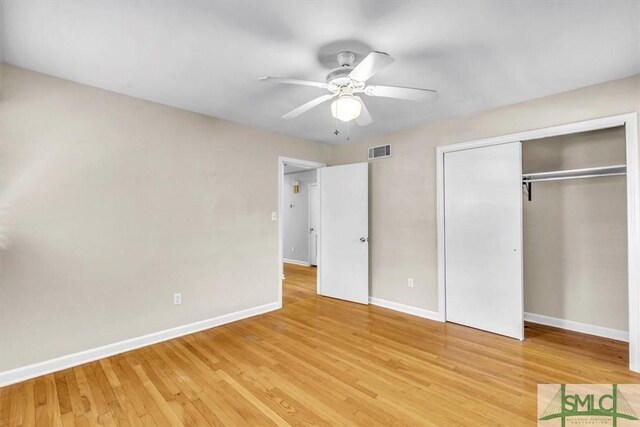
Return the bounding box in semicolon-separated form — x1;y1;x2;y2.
438;115;637;370
522;127;628;339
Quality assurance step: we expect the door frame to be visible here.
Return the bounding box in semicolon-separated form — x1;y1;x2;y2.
435;112;640;371
278;156;325;306
308;183;319;267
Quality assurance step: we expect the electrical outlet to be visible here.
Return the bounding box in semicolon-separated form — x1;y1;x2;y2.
174;293;182;305
408;278;414;288
271;211;277;221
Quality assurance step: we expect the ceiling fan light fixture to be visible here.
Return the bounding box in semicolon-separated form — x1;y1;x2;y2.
262;50;437;126
331;95;362;122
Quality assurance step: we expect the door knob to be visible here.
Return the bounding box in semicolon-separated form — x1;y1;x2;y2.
360;237;367;242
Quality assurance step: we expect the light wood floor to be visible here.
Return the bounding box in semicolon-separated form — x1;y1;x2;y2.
1;264;638;426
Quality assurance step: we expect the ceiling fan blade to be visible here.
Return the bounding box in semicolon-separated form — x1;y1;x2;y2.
364;85;438;102
259;76;333;90
282;93;337;120
355;97;372;126
348;52;394;82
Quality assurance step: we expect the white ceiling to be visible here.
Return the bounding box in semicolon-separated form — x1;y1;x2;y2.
2;1;639;144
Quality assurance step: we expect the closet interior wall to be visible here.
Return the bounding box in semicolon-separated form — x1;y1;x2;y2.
522;126;628;333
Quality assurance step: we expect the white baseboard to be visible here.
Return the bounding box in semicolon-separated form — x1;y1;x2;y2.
524;312;628;342
369;297;442;322
283;258;310;267
0;301;281;387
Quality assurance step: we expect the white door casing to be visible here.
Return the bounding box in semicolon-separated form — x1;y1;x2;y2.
308;183;319;266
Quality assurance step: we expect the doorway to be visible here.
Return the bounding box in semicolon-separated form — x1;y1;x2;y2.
282;167;318;267
278;156;371;307
278;157;324;306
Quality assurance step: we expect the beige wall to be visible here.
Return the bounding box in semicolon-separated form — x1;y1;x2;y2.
330;75;640;317
522;127;628;330
2;63;639;372
0;65;330;371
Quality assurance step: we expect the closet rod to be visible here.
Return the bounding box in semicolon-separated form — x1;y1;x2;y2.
522;164;626;183
522;165;626;201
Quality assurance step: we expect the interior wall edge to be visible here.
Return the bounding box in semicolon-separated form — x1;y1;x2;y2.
0;301;281;388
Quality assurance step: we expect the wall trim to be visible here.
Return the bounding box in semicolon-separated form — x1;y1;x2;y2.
0;301;281;387
283;258;311;267
369;297;442;322
525;312;629;342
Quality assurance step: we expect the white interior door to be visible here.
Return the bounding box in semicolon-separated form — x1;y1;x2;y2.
308;184;319;266
444;142;524;339
319;163;369;304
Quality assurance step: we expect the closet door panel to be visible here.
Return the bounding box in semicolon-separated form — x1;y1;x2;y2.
444;142;523;340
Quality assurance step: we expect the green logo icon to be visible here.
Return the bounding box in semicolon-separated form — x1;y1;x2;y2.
539;384;639;426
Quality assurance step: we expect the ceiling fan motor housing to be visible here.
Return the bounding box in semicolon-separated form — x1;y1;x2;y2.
336;51;355;67
326;51;366;88
326;67;352;86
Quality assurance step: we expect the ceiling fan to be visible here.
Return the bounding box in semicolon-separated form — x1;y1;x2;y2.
259;51;438;126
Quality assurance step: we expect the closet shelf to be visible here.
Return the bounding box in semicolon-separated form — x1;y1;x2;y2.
522;165;626;183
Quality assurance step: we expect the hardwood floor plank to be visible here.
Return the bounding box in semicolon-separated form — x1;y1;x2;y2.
72;367;99;424
7;383;23;427
131;364;182;426
105;357;148;420
33;377;49;427
152;345;256;426
110;356;169;426
0;387;9;426
43;374;63;427
2;263;639;425
54;373;73;417
21;381;36;427
214;370;288;427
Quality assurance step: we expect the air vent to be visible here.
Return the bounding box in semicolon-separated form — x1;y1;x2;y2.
368;144;391;160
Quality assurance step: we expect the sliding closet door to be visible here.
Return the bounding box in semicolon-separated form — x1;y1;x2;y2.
444;142;524;340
